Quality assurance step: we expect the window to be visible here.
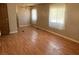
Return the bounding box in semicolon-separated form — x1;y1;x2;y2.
32;8;37;24
49;4;65;30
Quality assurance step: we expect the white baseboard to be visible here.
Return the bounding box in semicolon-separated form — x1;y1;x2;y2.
19;24;30;28
9;31;18;34
33;25;79;44
10;25;30;34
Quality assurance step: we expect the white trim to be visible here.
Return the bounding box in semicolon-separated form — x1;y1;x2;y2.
10;31;18;34
19;24;30;27
33;25;79;44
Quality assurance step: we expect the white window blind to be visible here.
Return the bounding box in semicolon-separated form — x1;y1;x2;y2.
49;4;65;30
32;8;37;24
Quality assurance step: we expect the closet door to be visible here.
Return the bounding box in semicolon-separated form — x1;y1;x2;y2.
0;3;9;35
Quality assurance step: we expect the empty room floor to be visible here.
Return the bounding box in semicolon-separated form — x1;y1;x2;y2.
0;26;79;55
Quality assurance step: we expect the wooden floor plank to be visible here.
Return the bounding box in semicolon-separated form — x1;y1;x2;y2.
0;26;79;55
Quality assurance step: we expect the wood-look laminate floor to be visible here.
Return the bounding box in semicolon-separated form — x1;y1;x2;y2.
0;26;79;55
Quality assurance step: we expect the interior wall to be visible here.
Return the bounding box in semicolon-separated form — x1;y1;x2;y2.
36;4;49;28
65;4;79;40
7;3;18;33
32;3;79;41
16;6;30;27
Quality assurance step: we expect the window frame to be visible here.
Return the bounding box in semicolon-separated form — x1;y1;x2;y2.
49;4;66;30
31;8;37;24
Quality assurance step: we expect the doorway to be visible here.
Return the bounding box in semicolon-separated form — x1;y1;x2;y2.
16;5;31;30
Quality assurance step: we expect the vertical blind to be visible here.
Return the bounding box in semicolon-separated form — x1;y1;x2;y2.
32;8;37;24
49;4;66;30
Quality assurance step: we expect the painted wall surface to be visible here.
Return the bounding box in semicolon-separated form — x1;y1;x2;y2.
65;4;79;40
32;4;79;41
7;4;18;33
36;4;49;28
17;7;30;27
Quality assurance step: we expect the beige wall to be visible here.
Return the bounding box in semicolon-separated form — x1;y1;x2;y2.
65;4;79;40
7;4;18;33
16;6;30;27
32;4;79;41
36;4;49;28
